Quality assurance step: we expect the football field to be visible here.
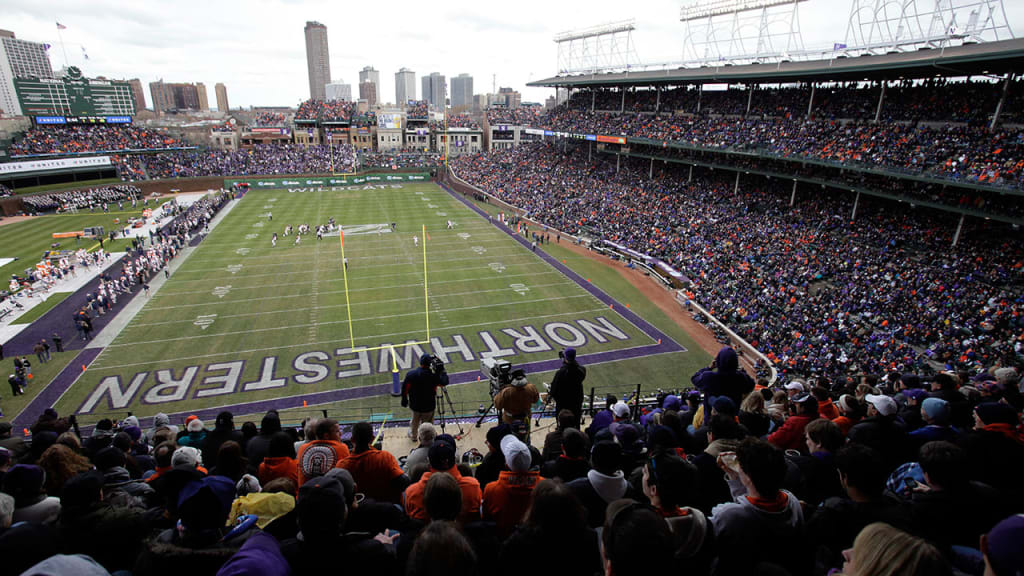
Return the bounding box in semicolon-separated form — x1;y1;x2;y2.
48;181;693;424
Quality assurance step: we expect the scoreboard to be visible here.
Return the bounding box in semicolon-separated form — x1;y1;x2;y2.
14;66;135;118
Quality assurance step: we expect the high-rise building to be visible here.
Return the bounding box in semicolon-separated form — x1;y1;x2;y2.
325;80;352;101
358;66;379;88
304;21;331;101
215;82;229;112
128;78;147;112
498;87;521;109
421;72;446;109
451;74;473;109
395;68;416;106
149;80;208;113
0;30;54;116
196;82;209;111
359;81;377;107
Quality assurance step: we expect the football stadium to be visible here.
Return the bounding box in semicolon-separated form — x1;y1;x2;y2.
0;0;1023;574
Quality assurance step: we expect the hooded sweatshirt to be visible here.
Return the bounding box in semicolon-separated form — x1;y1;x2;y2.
712;484;806;574
148;413;179;439
568;469;630;528
691;347;755;411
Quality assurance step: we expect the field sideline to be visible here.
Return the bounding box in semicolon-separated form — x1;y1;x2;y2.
8;181;710;428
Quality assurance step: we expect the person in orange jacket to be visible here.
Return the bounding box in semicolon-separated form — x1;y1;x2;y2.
403;436;481;524
297;419;350;485
342;422;409;504
258;432;298;489
482;435;540;537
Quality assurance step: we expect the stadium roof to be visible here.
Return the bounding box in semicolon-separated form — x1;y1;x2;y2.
528;38;1024;88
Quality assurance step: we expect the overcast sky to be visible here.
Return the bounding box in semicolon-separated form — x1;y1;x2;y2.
5;0;1024;109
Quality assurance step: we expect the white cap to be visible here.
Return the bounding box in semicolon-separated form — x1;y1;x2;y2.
865;394;898;417
186;418;204;433
172;446;202;468
784;381;806;392
500;435;531;472
612;401;630;419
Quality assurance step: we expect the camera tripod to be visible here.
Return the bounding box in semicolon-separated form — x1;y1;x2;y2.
435;385;465;439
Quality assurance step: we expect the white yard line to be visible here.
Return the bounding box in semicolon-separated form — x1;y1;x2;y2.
148;269;563;300
128;281;577;327
90;307;611;370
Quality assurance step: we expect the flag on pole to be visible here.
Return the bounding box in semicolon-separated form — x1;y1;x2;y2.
56;22;67;30
426;231;431;241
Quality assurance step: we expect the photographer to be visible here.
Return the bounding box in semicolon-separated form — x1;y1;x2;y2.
401;354;449;439
494;373;540;440
548;348;586;429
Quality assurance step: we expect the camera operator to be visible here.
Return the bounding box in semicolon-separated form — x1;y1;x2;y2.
494;373;540;440
401;354;449;439
547;347;586;428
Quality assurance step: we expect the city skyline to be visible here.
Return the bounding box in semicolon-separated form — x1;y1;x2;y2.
3;0;1024;109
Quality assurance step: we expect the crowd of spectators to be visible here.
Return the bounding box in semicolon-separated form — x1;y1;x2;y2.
210;121;235;133
452;142;1024;379
566;79;1022;122
486;105;545;126
533;109;1024;189
435;114;481;130
295;100;354;123
359;151;442;169
114;144;356;179
20;185;142;214
406;101;429;120
633;143;1024;219
253;112;286;127
9;126;177;157
1;360;1022;575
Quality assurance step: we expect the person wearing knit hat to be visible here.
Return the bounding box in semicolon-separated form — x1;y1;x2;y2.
3;464;61;526
908;398;961;450
973;403;1020;429
982;514;1024;576
482;435;540;537
177;417;207;449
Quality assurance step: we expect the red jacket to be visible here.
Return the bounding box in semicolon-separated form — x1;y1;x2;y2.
768;414;818;452
404;466;481;524
832;415;857;437
482;470;540;537
818;399;840;421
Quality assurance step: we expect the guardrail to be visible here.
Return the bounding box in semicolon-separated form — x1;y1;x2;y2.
675;290;778;386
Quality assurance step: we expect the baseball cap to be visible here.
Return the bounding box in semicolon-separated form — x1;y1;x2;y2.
864;394;898;417
500;435;531;472
564;348;576;361
612;401;630;419
663;394;681;411
420;353;433;366
902;389;929;402
712;396;738;415
428;439;456;471
177;475;236;530
297;476;347;537
784;381;806;393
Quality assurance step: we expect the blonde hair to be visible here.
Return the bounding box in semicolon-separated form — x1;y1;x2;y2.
740;392;766;414
845;523;950;576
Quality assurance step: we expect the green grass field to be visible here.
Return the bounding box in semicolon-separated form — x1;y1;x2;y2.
0;209;152;281
14;182;709;426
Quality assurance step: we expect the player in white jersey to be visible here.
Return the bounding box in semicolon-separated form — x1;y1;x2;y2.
413;235;419;247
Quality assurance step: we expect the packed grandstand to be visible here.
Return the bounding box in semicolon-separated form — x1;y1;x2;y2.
0;24;1023;576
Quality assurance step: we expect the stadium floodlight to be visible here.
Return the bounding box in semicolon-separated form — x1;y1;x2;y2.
554;20;639;75
679;0;807;66
554;20;636;43
680;0;807;22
